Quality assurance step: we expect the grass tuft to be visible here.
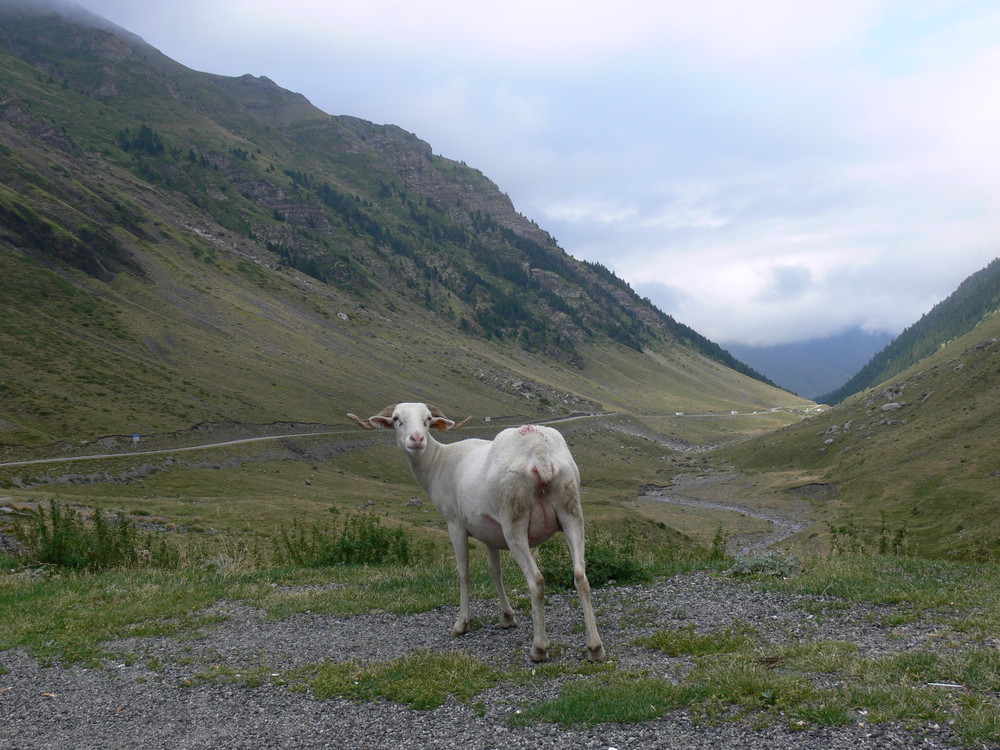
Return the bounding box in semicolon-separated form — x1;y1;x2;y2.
292;650;499;709
636;622;756;657
12;499;179;570
511;673;710;726
273;512;413;567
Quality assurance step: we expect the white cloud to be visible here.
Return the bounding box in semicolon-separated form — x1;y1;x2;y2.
189;0;882;69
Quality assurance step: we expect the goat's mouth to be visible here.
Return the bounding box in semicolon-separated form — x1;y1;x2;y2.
404;441;426;455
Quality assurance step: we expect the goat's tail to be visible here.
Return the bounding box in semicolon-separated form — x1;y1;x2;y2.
530;459;557;495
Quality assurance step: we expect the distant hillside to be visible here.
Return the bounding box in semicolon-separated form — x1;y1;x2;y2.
722;308;1000;560
819;257;1000;404
0;1;795;451
725;328;894;400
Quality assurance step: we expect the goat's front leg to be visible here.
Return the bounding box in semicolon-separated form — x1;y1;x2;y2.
486;546;516;628
447;522;472;635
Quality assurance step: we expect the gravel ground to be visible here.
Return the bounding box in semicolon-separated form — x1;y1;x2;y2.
0;572;978;749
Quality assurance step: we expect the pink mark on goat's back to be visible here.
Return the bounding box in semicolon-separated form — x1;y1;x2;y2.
518;425;541;436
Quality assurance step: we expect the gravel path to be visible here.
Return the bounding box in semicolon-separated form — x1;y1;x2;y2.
1;571;973;750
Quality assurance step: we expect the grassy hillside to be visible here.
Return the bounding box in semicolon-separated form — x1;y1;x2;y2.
0;4;799;458
721;310;1000;560
4;4;994;570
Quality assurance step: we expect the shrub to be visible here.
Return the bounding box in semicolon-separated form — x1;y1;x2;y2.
13;500;178;571
731;549;801;578
536;530;650;590
274;512;412;567
710;524;731;559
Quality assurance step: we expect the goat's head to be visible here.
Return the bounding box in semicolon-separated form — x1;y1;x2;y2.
347;402;472;457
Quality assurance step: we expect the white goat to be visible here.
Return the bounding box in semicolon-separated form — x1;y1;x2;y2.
347;402;605;662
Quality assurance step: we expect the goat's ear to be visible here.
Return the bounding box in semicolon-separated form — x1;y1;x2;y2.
347;412;393;430
430;417;455;432
368;415;395;430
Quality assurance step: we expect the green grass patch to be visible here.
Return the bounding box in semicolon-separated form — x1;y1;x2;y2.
0;568;261;665
251;562;472;620
517;643;999;745
636;622;756;657
512;673;711;726
291;650;500;709
748;553;1000;639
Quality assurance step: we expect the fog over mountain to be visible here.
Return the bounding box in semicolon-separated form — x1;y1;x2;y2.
724;328;895;401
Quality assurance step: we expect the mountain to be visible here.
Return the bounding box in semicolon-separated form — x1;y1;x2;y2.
0;1;799;453
724;328;895;401
722;306;1000;560
818;257;1000;404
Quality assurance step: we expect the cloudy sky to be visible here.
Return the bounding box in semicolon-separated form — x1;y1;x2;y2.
75;0;1000;346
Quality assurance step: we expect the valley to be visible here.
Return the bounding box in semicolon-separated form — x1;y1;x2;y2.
0;0;995;567
0;5;998;747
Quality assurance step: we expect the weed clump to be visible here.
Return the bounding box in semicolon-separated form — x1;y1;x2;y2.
828;512;911;557
274;512;412;567
731;549;801;578
536;530;651;589
12;500;178;570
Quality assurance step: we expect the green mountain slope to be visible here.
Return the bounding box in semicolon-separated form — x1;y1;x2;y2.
819;257;1000;404
0;3;799;454
723;308;1000;560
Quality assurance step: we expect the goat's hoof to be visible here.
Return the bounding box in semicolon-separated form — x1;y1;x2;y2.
587;644;606;662
499;614;517;629
530;647;550;663
451;623;470;636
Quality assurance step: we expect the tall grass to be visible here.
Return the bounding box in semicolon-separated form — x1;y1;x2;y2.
273;512;413;567
13;500;178;570
535;527;701;589
9;501;420;573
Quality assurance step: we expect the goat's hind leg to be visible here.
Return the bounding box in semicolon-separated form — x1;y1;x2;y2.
487;546;517;628
557;510;605;661
504;530;550;662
